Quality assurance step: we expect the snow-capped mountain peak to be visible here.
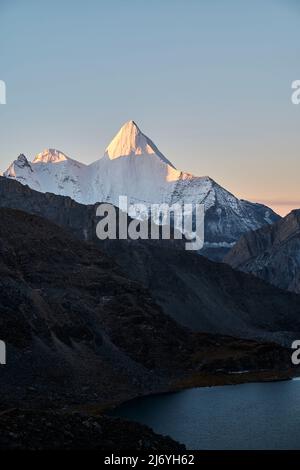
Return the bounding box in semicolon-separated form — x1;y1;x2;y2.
104;120;175;168
32;148;70;164
3;148;87;201
3;154;33;178
2;121;280;258
16;153;32;168
16;153;30;164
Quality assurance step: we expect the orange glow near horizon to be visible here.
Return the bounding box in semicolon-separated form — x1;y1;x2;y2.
253;201;300;217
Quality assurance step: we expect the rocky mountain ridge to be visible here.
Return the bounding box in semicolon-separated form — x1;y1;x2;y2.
225;209;300;294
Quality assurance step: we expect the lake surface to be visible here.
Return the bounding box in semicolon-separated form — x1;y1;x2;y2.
111;379;300;449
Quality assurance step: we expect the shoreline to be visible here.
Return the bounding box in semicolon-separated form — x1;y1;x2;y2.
74;366;300;416
1;366;298;450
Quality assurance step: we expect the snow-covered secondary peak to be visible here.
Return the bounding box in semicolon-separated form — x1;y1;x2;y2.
33;149;70;164
15;154;32;169
3;148;87;201
104;120;176;168
3;154;33;178
17;154;29;164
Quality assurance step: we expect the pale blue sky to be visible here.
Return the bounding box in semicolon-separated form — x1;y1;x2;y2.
0;0;299;214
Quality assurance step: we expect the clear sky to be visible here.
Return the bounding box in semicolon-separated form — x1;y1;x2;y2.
0;0;299;215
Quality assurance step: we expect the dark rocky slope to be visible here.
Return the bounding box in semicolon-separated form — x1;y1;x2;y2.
0;409;185;451
0;206;296;450
105;242;300;345
224;210;300;294
0;177;299;345
0;207;293;408
0;208;191;408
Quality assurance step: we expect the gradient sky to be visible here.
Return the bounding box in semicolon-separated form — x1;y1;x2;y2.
0;0;299;215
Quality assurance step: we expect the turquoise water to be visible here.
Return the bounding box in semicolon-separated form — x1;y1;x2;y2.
111;379;300;449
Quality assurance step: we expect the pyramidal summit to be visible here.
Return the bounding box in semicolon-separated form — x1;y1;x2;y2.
2;120;280;258
105;120;175;167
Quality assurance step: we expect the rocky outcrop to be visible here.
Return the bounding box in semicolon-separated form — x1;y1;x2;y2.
224;210;300;294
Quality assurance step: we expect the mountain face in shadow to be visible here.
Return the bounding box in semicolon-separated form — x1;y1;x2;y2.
105;242;300;345
0;207;291;410
0;207;191;407
225;210;300;294
0;176;299;346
